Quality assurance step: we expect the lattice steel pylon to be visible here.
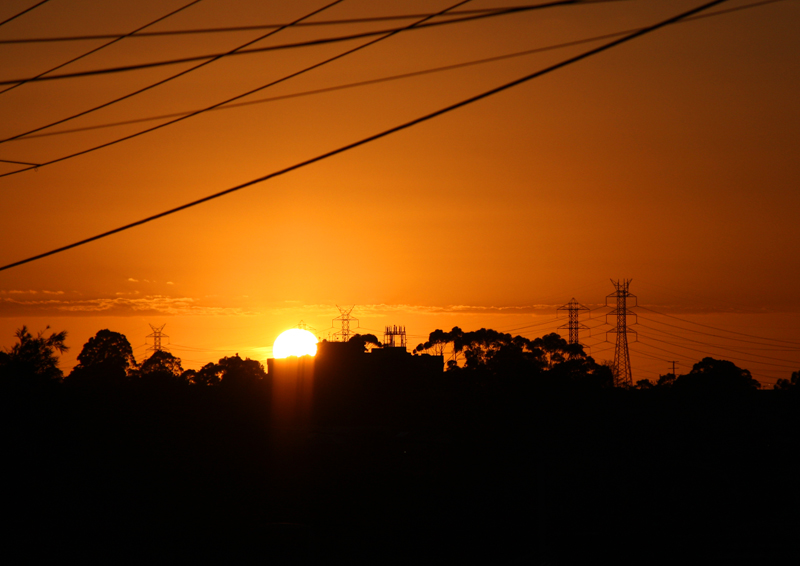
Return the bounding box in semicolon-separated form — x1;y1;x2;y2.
145;323;169;358
332;305;358;342
606;280;637;387
557;298;590;346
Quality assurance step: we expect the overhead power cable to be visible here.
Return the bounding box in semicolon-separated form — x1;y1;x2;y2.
0;0;731;273
1;0;770;147
0;3;616;43
0;1;603;86
10;34;650;141
0;0;50;28
638;305;800;346
637;333;798;370
0;0;346;144
638;313;800;349
636;322;800;365
0;0;203;96
0;0;482;174
13;0;779;141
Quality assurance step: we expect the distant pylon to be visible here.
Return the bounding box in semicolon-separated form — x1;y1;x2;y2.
606;280;637;387
557;298;590;346
145;323;169;358
296;320;316;332
332;305;358;342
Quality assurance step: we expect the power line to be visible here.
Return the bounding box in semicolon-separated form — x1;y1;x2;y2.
636;333;798;370
0;2;606;86
638;305;800;346
0;0;345;144
0;0;732;273
0;0;776;151
11;32;656;142
637;313;800;349
0;0;50;28
0;4;602;43
637;322;800;363
0;0;204;96
0;0;480;162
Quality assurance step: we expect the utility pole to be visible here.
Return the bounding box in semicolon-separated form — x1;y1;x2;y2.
332;305;358;342
146;323;168;359
557;298;590;346
669;361;678;378
606;280;637;387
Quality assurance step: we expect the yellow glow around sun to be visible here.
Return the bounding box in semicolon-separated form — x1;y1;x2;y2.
272;328;318;359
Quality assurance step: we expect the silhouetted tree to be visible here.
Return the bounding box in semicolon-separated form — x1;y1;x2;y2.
190;362;223;386
546;354;613;390
775;370;800;391
450;329;545;379
217;354;266;388
655;372;677;388
349;334;381;352
415;327;463;362
673;357;760;392
531;333;585;369
66;329;136;386
134;350;185;385
0;325;68;386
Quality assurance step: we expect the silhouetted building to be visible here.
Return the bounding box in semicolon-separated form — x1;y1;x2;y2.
267;341;443;424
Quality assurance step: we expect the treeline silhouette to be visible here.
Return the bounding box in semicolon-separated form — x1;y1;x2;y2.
1;325;798;564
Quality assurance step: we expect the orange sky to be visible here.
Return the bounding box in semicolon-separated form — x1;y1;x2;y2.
1;0;799;385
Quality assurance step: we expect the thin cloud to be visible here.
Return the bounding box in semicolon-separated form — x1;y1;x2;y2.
0;295;256;317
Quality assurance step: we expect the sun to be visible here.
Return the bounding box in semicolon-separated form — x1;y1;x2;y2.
272;328;318;359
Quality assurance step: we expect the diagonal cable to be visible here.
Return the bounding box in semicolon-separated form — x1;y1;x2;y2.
0;0;204;96
0;0;730;273
0;0;345;144
0;2;598;87
0;0;50;28
0;0;476;176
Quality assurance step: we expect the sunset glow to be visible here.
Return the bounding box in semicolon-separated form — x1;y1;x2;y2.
0;1;798;386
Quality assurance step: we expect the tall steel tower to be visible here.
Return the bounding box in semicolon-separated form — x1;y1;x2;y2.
606;280;637;387
332;305;358;342
145;323;168;359
557;298;590;346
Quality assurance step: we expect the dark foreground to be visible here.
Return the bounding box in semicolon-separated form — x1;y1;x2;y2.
3;382;798;564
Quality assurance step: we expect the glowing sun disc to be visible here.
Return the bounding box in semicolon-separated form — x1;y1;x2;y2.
273;329;318;359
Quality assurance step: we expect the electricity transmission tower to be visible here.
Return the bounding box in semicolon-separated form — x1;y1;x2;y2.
606;280;637;387
332;305;358;342
557;298;590;346
145;323;168;358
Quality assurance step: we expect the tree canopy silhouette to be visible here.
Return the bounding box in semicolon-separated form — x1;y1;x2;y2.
775;370;799;391
134;350;185;385
349;333;381;351
0;325;68;386
672;357;761;392
66;329;136;386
